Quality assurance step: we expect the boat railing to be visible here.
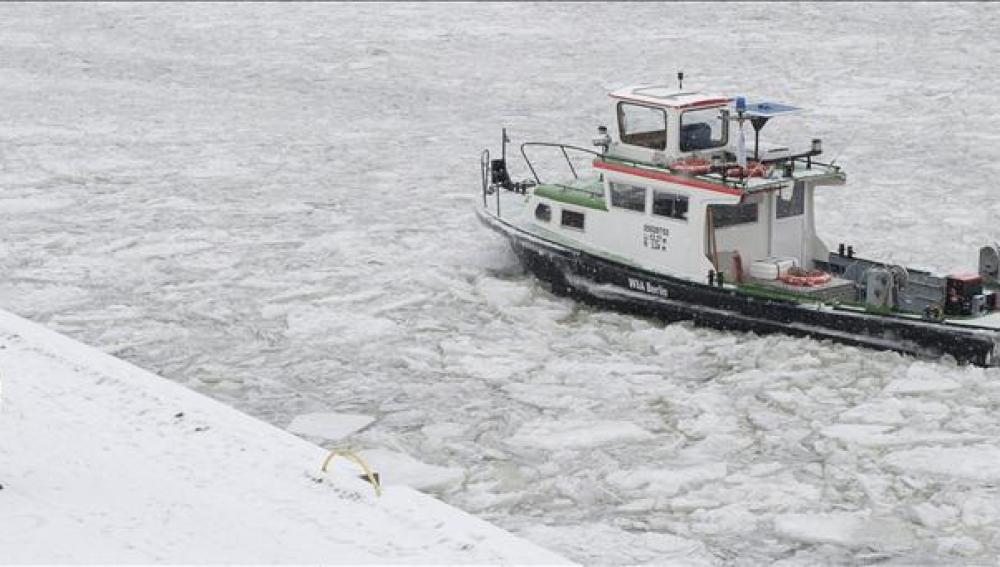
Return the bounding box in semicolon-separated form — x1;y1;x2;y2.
520;141;766;194
788;154;841;172
520;142;604;191
480;148;491;209
507;138;843;201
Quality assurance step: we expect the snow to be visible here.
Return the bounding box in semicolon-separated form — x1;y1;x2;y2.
2;2;1000;564
0;309;566;563
287;411;375;441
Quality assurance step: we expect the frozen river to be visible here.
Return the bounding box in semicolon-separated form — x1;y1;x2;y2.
3;3;1000;564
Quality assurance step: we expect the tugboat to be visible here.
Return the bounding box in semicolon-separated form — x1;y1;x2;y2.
477;75;1000;366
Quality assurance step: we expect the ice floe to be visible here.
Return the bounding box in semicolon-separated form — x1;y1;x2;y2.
884;369;962;394
606;463;727;498
884;445;1000;482
773;512;914;550
287;412;374;441
519;523;714;566
506;419;654;450
820;423;986;448
356;448;465;493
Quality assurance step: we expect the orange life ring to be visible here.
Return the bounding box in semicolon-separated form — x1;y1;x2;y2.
779;271;832;287
726;162;770;178
669;158;711;175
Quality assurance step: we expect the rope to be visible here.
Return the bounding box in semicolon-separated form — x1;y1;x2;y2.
322;449;382;497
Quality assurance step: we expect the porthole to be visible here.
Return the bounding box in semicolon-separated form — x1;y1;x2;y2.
535;203;552;222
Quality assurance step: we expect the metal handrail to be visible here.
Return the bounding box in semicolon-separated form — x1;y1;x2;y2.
517;139;837;198
519;142;605;185
480;149;490;207
521;141;758;193
790;154;841;171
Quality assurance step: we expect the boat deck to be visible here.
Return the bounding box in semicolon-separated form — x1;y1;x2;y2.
943;310;1000;330
742;276;857;303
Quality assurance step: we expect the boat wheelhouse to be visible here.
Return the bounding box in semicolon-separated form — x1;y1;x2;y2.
477;78;1000;366
539;85;841;286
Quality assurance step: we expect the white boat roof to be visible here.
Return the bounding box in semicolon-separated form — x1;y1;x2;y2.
610;85;731;110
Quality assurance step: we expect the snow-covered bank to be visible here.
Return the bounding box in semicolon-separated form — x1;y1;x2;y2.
0;309;567;563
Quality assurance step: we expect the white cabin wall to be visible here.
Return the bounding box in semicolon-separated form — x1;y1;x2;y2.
677;199;729;280
615;203;714;281
526;180;831;284
712;194;772;267
523;193;631;266
524;196;591;244
711;183;830;271
595;175;733;282
772;189;805;266
528;176;736;282
804;183;831;267
597;203;650;259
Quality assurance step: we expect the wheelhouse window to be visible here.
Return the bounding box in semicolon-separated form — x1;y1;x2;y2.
679;107;728;152
610;183;646;212
561;209;585;230
709;200;759;228
652;190;688;221
776;182;805;219
617;103;667;150
535;203;552;222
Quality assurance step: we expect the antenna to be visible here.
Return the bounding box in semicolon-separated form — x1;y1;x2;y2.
677;71;684;90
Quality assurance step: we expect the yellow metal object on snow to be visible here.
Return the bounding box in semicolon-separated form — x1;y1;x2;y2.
322;449;382;497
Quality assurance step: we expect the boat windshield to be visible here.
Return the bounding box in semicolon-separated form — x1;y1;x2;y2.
680;107;728;152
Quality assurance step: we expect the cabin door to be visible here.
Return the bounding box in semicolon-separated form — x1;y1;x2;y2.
771;182;806;266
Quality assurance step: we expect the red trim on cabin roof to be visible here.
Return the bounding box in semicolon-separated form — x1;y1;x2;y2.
948;273;983;282
593;160;743;196
609;94;733;110
676;98;733;110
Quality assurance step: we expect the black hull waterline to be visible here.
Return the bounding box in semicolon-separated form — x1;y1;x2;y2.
478;210;1000;367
